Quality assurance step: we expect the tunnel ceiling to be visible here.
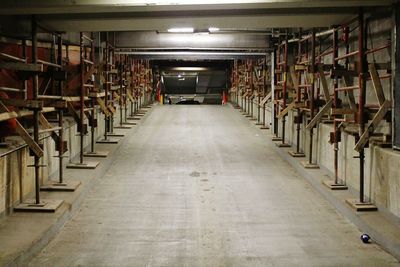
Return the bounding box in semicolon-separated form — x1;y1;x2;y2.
0;0;394;33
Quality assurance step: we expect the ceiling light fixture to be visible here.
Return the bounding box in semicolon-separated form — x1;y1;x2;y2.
167;27;194;33
208;27;220;32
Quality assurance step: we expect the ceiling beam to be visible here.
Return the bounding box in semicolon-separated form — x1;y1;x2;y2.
0;0;393;15
37;14;353;32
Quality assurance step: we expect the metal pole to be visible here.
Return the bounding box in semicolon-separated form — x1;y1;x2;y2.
358;9;366;203
333;28;339;182
90;33;96;153
104;40;109;140
32;15;41;204
309;29;316;163
79;32;85;164
296;29;302;154
281;37;288;144
57;34;64;183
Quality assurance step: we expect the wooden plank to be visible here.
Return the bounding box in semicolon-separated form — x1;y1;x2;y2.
126;90;135;103
354;100;391;152
290;66;299;92
0;62;43;72
331;108;357;115
343;75;357;111
295;64;308;71
0;98;43;109
88;91;106;98
108;104;116;114
277;102;296;119
0;101;43;157
38;113;60;144
0;111;18;122
331;68;358;78
0;108;48;122
306;99;333;129
317;64;330;102
259;91;272;106
113;92;120;102
97;98;111;117
369;63;386;106
67;102;81;124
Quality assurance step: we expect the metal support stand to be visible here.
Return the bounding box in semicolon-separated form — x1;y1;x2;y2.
67;32;99;169
15;16;64;211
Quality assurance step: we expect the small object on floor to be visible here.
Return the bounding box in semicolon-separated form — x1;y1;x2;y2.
361;234;371;243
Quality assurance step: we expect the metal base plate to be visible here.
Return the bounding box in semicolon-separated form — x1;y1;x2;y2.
107;132;125;137
114;125;132;129
122;122;137;125
249;118;257;121
346;199;378;211
14;199;63;213
255;122;263;125
245;115;252;118
322;180;348;190
288;150;306;157
84;151;109;158
40;181;81;192
97;138;119;144
260;126;270;130
272;136;282;141
276;143;291;148
66;161;99;169
126;116;138;120
300;161;320;169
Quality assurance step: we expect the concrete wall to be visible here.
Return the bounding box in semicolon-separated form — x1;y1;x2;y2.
0;95;148;219
236;87;400;219
232;14;400;218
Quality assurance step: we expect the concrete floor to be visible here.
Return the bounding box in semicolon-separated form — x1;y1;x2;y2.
28;105;400;267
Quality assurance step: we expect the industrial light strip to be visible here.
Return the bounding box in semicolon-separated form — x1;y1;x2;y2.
115;51;268;59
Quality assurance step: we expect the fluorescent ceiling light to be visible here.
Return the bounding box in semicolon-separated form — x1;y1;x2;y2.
208;27;220;32
172;67;207;71
167;27;194;33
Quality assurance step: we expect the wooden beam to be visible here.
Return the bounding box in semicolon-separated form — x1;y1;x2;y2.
0;62;43;72
67;102;81;124
331;108;357;115
38;113;60;144
306;99;333;129
0;111;18;122
354;100;391;152
290;66;300;92
369;63;386;106
343;75;357;111
277;102;296;119
0;98;43;109
317;64;330;102
126;90;135;103
88;91;106;98
0;101;43;157
259;91;272;106
97;98;111;117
